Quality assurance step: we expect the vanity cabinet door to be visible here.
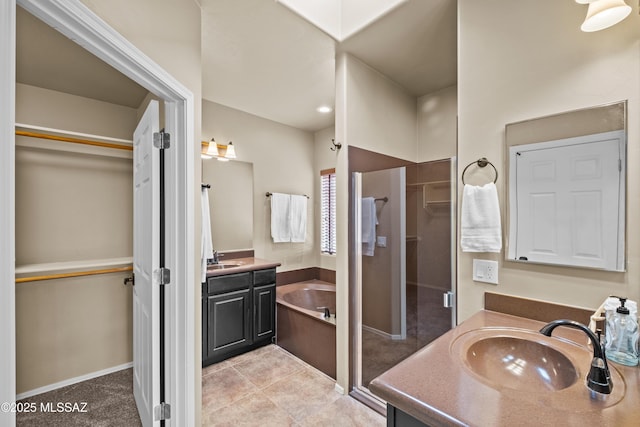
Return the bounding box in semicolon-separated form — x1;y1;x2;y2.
207;288;252;361
253;283;276;342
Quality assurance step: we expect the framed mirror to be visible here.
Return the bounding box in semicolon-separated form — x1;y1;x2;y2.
505;101;627;272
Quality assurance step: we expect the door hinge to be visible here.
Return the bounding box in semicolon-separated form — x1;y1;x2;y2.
153;131;171;149
155;268;171;286
154;402;171;421
443;291;454;309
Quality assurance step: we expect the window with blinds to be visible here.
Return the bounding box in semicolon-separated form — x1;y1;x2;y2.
320;169;337;254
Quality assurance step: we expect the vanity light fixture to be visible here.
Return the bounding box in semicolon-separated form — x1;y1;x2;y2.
576;0;632;32
202;138;237;161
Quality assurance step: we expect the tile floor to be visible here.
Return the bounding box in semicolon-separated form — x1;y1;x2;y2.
202;345;386;426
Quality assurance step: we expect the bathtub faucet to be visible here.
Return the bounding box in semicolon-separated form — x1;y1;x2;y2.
317;307;331;319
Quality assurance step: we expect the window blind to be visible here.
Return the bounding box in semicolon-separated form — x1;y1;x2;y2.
320;169;336;254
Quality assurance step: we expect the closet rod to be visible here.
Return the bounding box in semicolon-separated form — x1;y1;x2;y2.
16;265;133;283
16;130;133;151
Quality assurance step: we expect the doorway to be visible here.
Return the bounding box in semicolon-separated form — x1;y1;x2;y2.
350;156;457;409
1;1;195;425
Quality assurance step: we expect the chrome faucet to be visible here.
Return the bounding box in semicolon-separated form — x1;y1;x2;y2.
540;319;612;394
212;251;224;264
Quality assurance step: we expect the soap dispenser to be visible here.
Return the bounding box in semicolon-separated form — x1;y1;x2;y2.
605;296;639;366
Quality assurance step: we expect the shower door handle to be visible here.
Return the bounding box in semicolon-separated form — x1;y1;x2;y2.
443;291;454;308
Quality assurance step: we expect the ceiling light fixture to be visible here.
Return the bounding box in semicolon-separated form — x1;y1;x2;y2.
316;105;333;114
577;0;632;32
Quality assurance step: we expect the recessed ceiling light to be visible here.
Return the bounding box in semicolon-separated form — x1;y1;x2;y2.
316;105;333;114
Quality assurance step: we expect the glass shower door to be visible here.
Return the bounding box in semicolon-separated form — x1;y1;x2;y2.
353;158;456;407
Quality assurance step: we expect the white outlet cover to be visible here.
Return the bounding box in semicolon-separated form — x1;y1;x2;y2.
473;259;499;285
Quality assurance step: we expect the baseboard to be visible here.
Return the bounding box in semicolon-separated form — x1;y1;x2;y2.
362;324;403;340
16;362;133;400
334;383;345;395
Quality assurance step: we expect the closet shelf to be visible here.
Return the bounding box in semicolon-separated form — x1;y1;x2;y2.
15;123;134;158
406;180;451;187
16;257;133;283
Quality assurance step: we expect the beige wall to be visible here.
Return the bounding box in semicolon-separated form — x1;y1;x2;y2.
417;85;457;163
362;168;405;336
15;84;136;394
457;0;640;321
344;54;417;161
202;100;317;271
314;125;337;271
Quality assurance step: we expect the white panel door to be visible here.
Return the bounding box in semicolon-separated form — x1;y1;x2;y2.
514;133;623;270
133;100;160;427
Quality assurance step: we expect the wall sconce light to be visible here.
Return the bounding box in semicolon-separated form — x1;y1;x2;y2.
576;0;632;32
201;138;237;161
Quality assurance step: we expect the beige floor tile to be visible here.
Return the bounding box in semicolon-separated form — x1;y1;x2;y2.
202;358;236;377
233;347;306;389
299;395;386;427
202;366;257;412
204;392;296;427
264;367;341;421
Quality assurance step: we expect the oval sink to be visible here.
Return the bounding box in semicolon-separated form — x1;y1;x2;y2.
465;336;579;392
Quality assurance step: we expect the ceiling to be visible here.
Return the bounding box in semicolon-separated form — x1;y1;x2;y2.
17;0;457;132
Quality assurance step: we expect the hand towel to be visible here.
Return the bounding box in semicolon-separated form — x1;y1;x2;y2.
361;197;377;256
289;194;307;243
201;188;214;283
270;192;291;243
461;182;502;252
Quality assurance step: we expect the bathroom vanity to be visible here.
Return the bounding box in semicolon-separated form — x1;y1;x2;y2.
370;310;640;427
202;258;280;366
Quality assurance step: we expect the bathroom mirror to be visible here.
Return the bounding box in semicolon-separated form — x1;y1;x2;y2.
202;159;254;251
505;101;627;272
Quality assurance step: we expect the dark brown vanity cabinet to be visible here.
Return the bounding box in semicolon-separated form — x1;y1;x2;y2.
202;268;276;366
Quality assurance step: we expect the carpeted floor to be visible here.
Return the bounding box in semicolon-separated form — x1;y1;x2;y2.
16;368;141;427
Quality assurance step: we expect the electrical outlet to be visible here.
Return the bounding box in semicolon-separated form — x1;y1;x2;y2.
473;259;499;285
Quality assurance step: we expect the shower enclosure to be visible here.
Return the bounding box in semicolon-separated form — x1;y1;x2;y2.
351;158;456;408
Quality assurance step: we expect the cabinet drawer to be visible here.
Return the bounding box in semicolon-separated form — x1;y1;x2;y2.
253;268;276;286
207;272;251;294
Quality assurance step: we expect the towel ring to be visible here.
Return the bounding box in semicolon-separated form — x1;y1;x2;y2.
461;157;498;185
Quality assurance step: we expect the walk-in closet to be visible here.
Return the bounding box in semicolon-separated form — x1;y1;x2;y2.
14;6;150;425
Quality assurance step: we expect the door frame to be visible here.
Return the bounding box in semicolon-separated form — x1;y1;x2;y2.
1;1;196;425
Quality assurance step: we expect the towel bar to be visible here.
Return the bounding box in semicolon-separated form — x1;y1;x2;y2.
266;192;309;199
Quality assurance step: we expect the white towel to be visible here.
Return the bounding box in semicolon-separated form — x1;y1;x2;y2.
361;197;377;256
461;183;502;253
270;193;291;243
289;195;307;243
201;188;214;283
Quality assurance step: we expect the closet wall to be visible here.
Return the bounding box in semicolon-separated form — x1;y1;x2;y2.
15;83;140;395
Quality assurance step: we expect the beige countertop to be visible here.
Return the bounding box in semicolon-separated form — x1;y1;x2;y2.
369;310;640;427
205;257;281;278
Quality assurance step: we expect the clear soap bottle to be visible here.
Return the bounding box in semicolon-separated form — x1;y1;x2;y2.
605;296;639;367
